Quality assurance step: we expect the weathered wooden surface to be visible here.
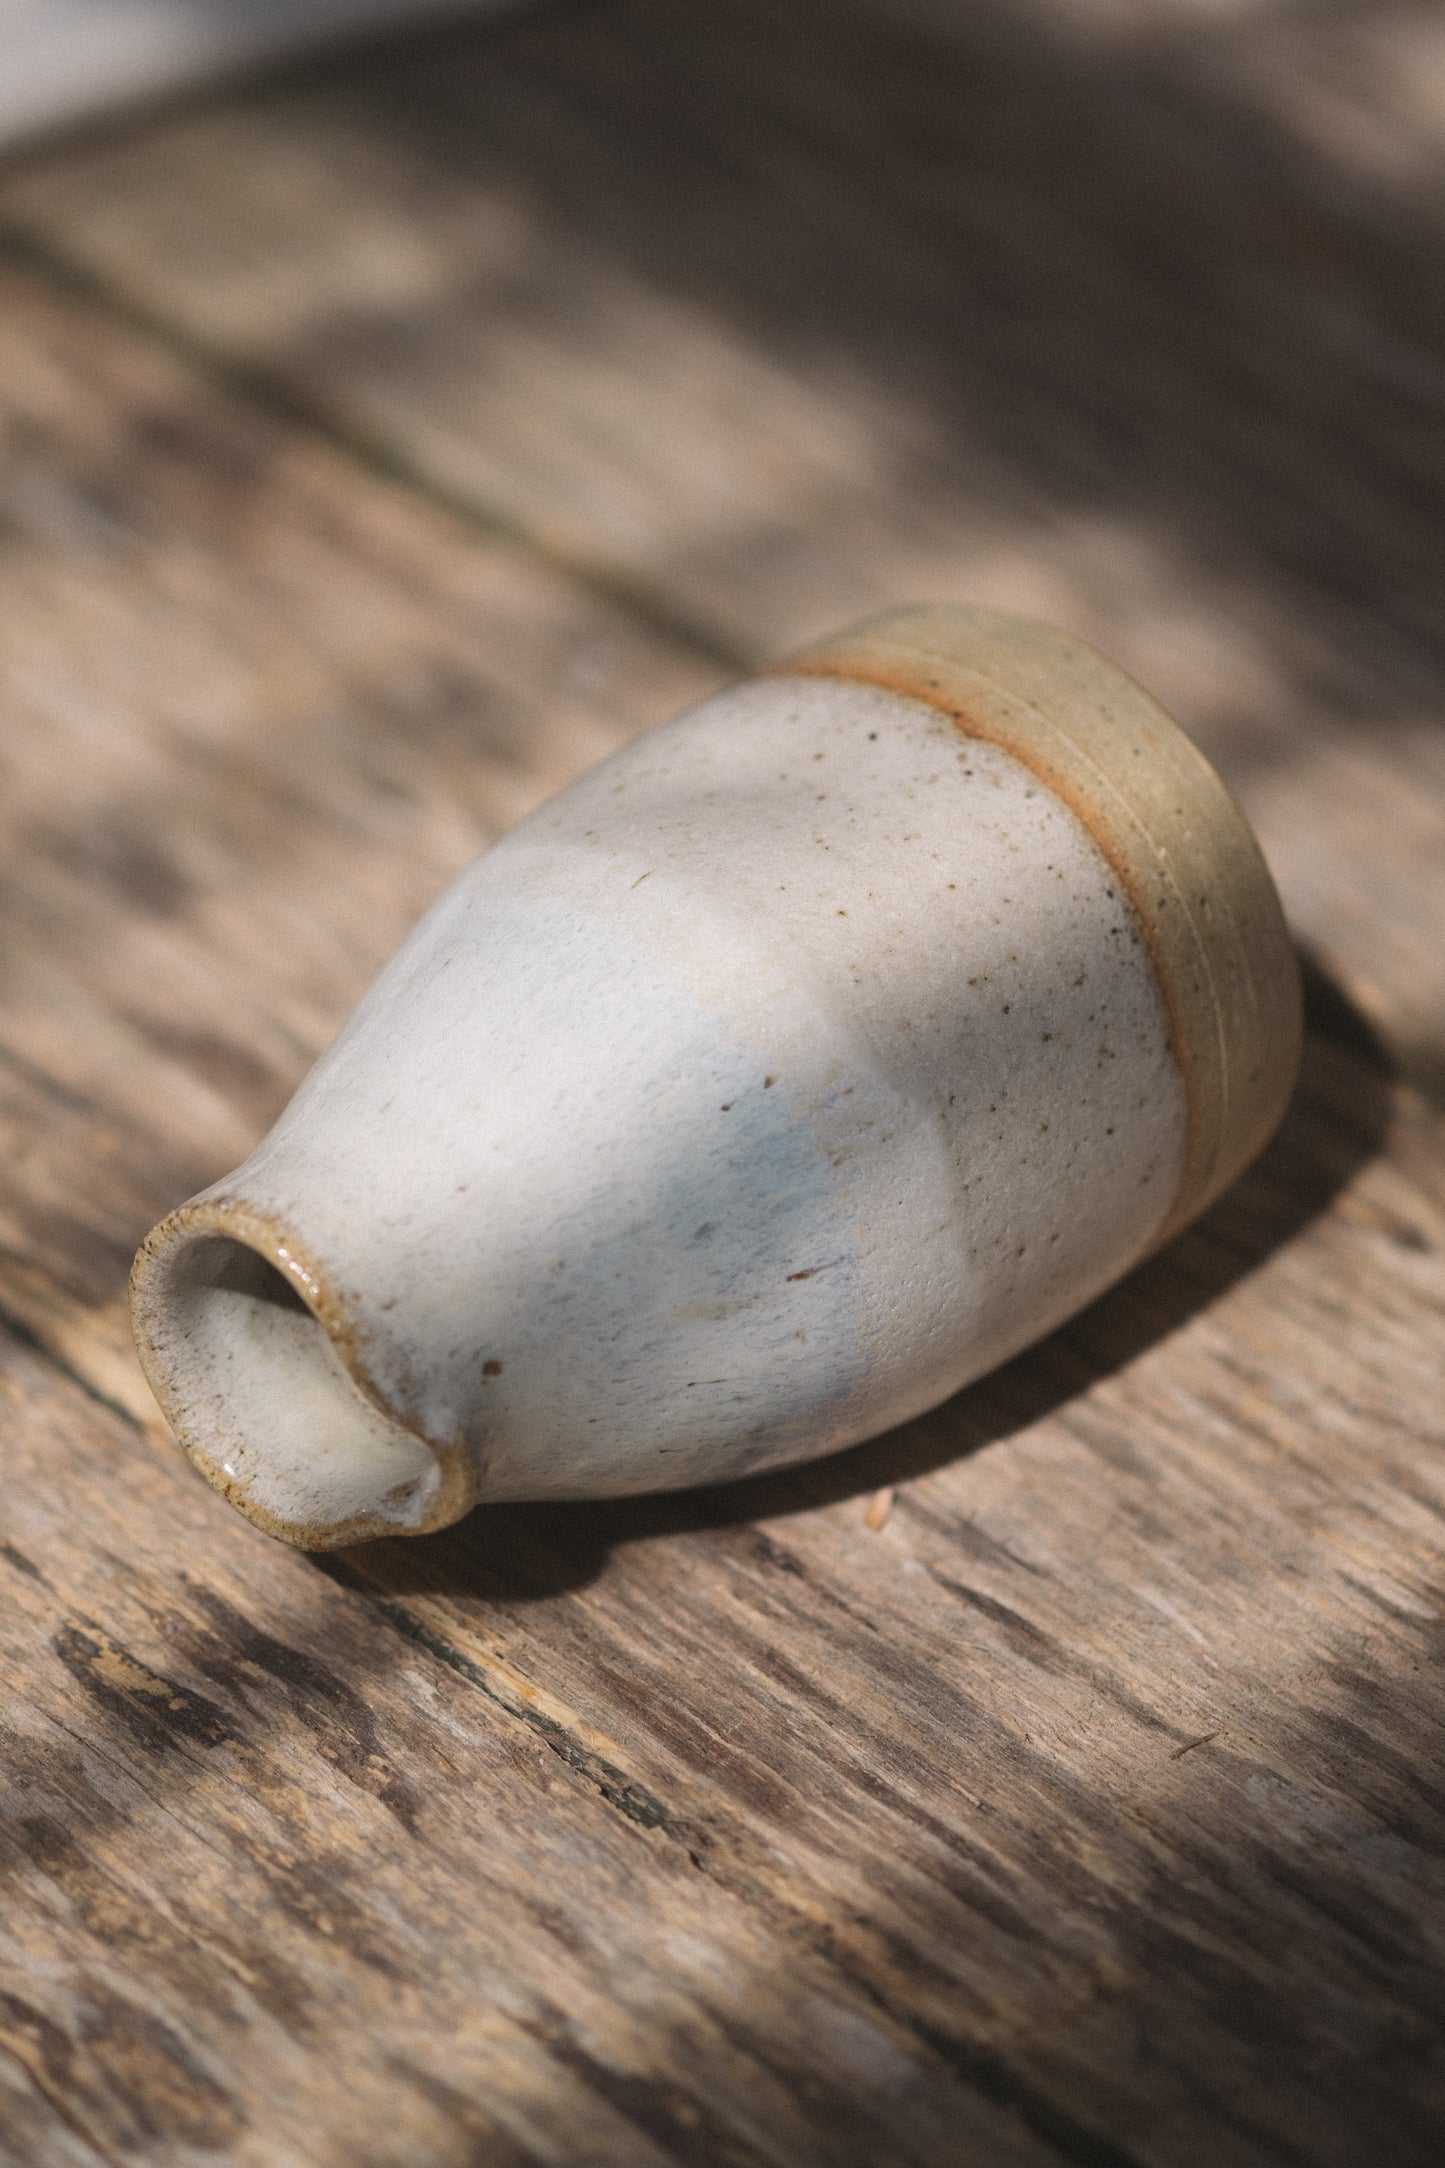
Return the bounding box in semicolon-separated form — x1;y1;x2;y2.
0;3;1442;2162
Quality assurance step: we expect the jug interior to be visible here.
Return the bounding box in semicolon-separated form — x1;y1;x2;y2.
151;1232;441;1539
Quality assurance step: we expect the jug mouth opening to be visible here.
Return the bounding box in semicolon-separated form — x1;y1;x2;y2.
130;1202;461;1549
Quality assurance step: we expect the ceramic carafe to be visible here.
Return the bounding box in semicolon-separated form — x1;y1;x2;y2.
131;606;1300;1547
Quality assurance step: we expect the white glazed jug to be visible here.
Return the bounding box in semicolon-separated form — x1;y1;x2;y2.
131;606;1300;1548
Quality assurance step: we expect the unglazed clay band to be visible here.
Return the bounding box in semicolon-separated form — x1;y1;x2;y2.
776;606;1301;1246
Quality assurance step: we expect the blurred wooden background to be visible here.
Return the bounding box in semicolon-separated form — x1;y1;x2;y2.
0;2;1442;2162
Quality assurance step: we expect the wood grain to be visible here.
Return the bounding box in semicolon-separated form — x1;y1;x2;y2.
0;4;1441;2162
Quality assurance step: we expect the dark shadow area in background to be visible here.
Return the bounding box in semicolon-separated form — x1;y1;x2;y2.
307;0;1445;711
339;952;1392;1605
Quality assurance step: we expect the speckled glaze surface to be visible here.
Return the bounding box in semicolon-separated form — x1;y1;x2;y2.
131;606;1300;1547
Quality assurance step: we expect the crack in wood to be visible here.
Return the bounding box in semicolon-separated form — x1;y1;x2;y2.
0;1301;143;1433
347;1584;675;1832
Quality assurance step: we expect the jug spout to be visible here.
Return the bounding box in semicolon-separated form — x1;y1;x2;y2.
132;1198;476;1548
131;605;1300;1547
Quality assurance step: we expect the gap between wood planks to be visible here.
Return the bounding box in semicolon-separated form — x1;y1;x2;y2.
0;218;751;683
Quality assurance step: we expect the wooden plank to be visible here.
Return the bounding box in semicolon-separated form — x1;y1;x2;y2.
0;12;1441;2165
4;0;1443;1087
